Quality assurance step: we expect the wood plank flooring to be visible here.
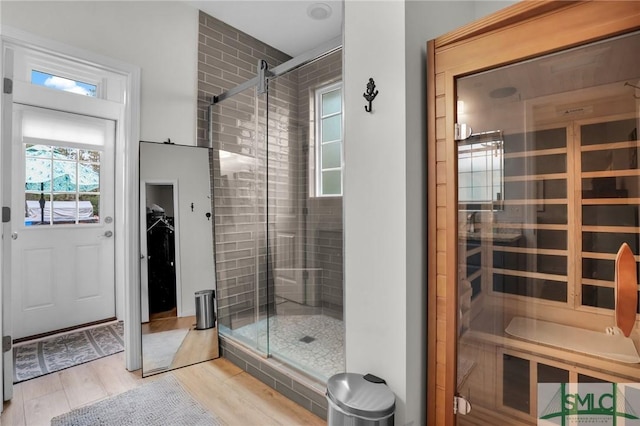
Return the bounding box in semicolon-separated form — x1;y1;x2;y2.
142;315;219;374
0;352;325;426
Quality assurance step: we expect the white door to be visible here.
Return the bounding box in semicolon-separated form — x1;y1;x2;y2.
11;105;115;340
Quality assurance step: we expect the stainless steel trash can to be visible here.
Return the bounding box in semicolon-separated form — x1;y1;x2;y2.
194;289;215;330
326;373;395;426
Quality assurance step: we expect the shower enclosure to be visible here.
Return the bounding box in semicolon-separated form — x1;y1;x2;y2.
209;41;344;381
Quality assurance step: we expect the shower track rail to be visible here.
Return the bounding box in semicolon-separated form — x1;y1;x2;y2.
210;35;342;105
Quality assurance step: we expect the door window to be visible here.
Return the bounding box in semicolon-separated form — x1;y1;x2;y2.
24;143;101;225
17;106;110;227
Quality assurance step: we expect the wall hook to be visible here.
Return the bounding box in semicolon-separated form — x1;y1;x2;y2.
363;78;379;113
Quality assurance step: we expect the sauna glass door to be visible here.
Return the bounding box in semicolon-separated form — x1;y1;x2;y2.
456;31;640;425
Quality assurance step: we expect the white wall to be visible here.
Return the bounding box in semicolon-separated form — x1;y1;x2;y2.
345;1;518;424
1;1;199;145
343;0;409;421
140;143;215;317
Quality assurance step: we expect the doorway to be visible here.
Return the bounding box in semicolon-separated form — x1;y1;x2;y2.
11;105;116;341
140;182;180;324
1;34;140;402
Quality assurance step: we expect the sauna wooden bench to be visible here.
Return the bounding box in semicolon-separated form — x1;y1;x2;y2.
460;326;640;383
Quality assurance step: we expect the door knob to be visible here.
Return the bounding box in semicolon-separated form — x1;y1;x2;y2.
103;230;113;238
11;232;17;240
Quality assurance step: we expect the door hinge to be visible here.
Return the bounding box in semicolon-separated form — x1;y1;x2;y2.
454;395;472;415
2;336;11;353
2;206;9;223
3;78;12;95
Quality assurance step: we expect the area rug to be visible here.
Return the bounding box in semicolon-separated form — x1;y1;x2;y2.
142;328;189;374
51;373;220;426
13;321;124;383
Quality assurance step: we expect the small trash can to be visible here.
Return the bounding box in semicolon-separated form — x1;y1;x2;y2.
326;373;395;426
194;289;215;330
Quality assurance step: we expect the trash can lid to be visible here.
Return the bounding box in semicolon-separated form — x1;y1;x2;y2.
195;289;214;295
326;373;395;418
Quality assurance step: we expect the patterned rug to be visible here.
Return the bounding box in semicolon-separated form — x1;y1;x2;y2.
51;374;220;426
13;321;124;383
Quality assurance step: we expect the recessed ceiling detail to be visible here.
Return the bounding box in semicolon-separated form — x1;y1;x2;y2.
308;3;332;20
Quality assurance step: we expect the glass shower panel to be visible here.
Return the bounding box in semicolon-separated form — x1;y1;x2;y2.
265;50;344;381
456;31;640;424
211;86;269;355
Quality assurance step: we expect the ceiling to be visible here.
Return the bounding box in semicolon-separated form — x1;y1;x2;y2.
186;0;343;57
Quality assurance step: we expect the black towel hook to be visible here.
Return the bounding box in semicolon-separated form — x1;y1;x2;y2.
363;78;379;113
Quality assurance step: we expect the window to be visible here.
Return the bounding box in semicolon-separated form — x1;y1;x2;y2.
31;70;97;97
315;82;343;196
19;107;109;227
24;144;101;225
458;130;504;209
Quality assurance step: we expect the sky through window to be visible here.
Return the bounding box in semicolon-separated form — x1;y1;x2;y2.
31;70;97;97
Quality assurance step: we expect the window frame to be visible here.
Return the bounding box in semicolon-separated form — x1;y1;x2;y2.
23;141;102;226
14;47;118;101
314;81;343;197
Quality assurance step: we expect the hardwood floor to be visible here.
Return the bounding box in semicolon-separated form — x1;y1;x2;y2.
169;326;219;370
142;315;220;374
1;352;325;426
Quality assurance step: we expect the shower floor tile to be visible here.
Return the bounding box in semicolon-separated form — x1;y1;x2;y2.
229;314;344;381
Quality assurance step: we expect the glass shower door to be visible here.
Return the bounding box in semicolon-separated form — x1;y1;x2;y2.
264;51;345;381
456;31;640;425
212;48;344;382
211;85;270;355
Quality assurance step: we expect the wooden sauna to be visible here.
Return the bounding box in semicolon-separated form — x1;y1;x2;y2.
427;2;640;425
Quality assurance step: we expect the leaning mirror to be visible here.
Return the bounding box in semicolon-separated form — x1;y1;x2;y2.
139;141;219;377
